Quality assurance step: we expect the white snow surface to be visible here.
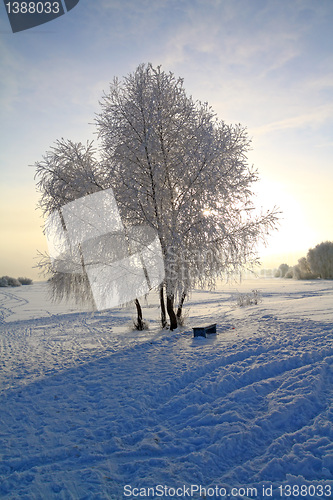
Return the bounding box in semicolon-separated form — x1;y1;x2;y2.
0;279;332;499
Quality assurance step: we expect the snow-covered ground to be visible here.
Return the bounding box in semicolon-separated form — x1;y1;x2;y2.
0;279;332;499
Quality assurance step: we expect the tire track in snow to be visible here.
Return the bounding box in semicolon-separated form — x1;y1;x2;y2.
0;312;141;394
0;312;332;499
102;321;332;487
35;317;328;490
0;289;29;324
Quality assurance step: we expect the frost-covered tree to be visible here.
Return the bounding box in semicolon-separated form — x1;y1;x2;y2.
0;276;21;287
34;65;279;330
292;257;318;280
96;63;279;329
307;241;333;279
275;263;290;278
284;267;294;279
35;139;102;306
18;277;33;285
35;139;149;330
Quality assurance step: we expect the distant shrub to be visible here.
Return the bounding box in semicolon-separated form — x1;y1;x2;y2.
275;263;290;278
292;257;319;280
237;289;262;307
1;276;21;287
307;241;333;279
18;277;33;285
0;277;8;287
284;268;293;279
0;276;32;287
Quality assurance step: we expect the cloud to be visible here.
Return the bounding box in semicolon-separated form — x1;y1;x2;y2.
159;0;305;74
252;104;333;136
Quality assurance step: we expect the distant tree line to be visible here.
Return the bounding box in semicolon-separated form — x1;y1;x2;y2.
0;276;33;287
275;241;333;280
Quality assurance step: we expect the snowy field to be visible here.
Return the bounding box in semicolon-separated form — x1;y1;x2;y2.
0;279;332;499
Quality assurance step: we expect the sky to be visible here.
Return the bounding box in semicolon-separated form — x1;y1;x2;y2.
0;0;332;280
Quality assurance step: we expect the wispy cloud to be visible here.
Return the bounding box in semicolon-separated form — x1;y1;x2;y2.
159;0;304;74
252;104;333;136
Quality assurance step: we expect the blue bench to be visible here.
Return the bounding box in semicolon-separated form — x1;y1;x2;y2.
193;323;217;338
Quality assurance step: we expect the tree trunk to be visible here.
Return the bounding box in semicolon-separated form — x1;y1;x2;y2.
176;290;186;321
166;294;177;331
134;298;144;330
159;285;167;328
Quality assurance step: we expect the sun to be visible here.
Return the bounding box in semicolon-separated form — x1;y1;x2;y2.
253;178;318;260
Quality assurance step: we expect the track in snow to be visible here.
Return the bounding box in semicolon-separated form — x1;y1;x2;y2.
0;280;332;499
